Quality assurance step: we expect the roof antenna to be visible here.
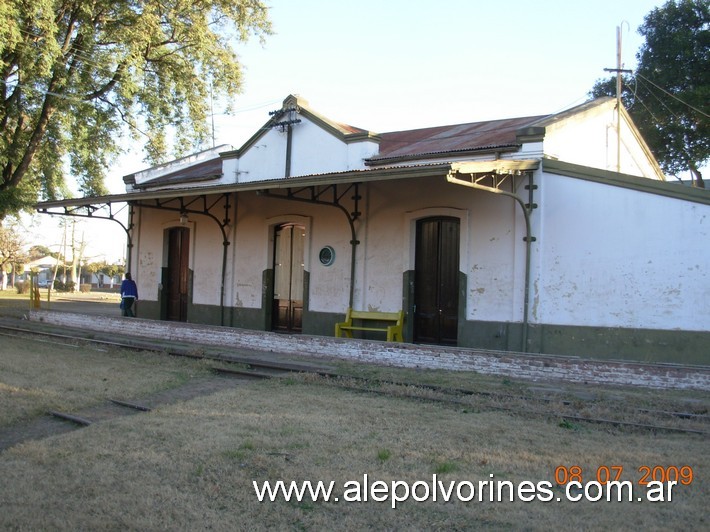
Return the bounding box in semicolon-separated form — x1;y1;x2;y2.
210;81;216;148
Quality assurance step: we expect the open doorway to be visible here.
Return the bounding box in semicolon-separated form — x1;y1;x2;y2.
272;223;305;333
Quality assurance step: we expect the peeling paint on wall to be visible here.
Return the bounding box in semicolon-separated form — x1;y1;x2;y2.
139;251;155;268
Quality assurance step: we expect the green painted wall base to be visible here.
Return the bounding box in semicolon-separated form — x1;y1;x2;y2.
303;310;343;337
457;319;524;352
225;306;264;330
137;299;337;335
135;300;159;320
459;319;708;365
525;322;709;365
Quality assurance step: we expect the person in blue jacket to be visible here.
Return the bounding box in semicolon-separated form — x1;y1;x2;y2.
120;272;139;317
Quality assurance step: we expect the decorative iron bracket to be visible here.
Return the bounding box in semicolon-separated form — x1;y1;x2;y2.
134;192;232;245
260;182;362;240
132;192;233;325
37;201;134;264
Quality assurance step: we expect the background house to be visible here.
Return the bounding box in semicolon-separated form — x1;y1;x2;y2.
37;95;710;364
19;256;60;287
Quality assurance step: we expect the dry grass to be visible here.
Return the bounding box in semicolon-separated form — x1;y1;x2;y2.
0;337;707;530
0;288;121;318
0;334;215;426
0;289;33;318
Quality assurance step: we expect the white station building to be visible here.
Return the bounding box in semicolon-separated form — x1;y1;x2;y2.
38;95;710;364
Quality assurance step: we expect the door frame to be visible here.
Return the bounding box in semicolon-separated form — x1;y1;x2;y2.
161;219;195;322
414;216;460;344
264;215;312;332
271;222;306;332
402;208;468;343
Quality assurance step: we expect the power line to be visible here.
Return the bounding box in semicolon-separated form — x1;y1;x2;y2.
13;27;121;79
13;18;251;83
635;73;709;119
0;78;90;104
631;88;662;125
636;77;682;120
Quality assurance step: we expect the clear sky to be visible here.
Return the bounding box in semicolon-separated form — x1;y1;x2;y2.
28;0;669;262
210;0;666;143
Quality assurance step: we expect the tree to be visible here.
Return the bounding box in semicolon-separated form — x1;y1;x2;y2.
590;0;709;187
0;0;272;220
107;261;125;284
0;218;25;289
28;244;56;260
84;259;121;287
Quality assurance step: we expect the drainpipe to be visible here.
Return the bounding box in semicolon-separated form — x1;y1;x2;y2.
446;170;535;352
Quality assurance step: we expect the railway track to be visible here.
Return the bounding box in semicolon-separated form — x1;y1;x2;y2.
1;322;708;439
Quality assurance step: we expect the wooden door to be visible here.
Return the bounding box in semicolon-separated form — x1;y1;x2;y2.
414;217;460;345
166;227;189;322
272;224;304;332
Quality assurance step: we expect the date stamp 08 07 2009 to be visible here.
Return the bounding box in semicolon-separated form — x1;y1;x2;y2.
554;465;694;486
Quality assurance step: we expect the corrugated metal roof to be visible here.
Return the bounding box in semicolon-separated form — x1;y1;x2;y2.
135;156;223;189
369;115;547;163
332;121;369;135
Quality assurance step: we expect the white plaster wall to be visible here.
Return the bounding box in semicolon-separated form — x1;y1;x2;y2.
467;191;525;322
220;156;239;185
225;194;267;308
230;118;376;183
308;211;352;312
544;104;662;179
191;219;223;305
228;192;351;311
346;140;379;169
133;209;184;302
355;181;408;312
617;117;665;179
131;192;353;312
534;173;709;330
234;128;288;182
289;120;348;176
357;177;525;321
134;178;708;335
132;205;225;306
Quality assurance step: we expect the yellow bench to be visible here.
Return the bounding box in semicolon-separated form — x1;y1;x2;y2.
335;308;404;342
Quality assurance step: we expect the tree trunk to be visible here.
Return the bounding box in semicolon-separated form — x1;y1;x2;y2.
690;165;705;189
70;232;87;292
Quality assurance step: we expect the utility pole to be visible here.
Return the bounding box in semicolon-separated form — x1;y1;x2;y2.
604;23;632;173
269;105;301;178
